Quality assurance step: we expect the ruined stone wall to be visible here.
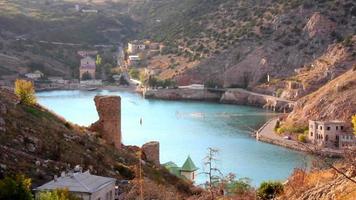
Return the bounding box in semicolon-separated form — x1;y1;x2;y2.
90;96;121;149
142;141;160;166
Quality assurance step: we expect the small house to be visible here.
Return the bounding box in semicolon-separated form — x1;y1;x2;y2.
163;156;199;182
34;170;116;200
128;55;141;67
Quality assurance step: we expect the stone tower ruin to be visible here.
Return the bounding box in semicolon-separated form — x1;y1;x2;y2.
90;95;121;149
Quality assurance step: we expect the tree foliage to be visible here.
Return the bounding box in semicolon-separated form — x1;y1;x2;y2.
0;175;33;200
352;115;356;135
14;79;36;105
257;181;284;200
95;54;102;66
38;188;82;200
81;72;93;80
129;68;140;80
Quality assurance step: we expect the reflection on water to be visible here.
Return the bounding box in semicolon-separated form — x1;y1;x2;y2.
37;90;311;186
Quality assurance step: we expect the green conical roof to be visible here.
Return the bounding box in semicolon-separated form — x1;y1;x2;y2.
180;156;198;172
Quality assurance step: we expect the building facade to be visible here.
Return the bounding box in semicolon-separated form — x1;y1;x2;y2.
128;41;146;54
308;120;355;149
25;70;44;80
163;156;198;182
80;56;96;80
35;170;116;200
128;55;141;67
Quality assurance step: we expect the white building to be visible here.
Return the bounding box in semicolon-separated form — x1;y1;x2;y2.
35;170;116;200
128;41;146;54
25;70;44;80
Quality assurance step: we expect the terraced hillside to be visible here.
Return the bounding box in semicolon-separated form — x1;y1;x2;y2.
132;0;355;89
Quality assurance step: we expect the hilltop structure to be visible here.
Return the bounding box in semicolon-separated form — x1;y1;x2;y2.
163;156;199;182
35;168;116;200
308;120;355;149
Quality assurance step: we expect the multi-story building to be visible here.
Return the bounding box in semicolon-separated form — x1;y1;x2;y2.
308;120;355;149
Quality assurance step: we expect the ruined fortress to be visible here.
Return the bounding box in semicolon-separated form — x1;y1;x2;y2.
90;96;122;149
90;95;160;166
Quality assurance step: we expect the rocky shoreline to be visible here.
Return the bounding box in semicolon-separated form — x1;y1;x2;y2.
143;88;295;112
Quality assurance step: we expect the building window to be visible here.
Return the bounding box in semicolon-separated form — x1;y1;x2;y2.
326;126;330;130
341;126;344;130
336;126;338;130
310;132;313;137
325;135;328;141
319;126;323;130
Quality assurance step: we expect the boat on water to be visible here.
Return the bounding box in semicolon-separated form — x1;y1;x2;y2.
86;87;98;91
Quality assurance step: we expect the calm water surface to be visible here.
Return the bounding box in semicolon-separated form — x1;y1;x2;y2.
37;90;311;186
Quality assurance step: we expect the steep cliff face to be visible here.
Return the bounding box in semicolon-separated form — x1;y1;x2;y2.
220;88;294;112
286;69;356;126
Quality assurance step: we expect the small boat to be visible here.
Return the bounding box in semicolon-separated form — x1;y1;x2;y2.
87;87;97;91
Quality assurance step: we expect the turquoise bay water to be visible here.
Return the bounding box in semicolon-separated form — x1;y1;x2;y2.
37;90;310;186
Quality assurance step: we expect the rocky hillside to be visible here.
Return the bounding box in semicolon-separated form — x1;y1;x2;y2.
286;68;356;126
280;164;356;200
0;88;199;199
0;0;137;78
132;0;355;89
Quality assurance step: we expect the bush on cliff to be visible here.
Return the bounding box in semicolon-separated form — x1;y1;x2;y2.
14;79;36;105
257;181;283;200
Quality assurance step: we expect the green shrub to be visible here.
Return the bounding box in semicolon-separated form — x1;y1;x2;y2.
278;124;308;134
0;175;33;200
275;89;283;97
38;188;81;200
257;181;284;200
274;120;280;132
114;163;135;180
15;79;36;105
129;68;140;80
227;178;253;195
298;134;307;143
